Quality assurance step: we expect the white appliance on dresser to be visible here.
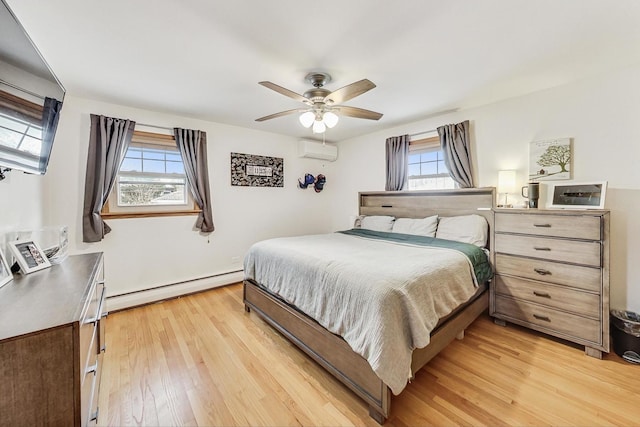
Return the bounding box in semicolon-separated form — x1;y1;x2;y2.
491;209;610;358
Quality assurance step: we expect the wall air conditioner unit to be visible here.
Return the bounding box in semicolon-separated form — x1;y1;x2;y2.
298;140;338;162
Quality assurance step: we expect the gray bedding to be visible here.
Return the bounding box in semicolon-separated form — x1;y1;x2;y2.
243;230;490;394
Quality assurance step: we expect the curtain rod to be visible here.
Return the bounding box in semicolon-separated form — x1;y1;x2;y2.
409;128;437;138
0;79;46;100
137;122;174;132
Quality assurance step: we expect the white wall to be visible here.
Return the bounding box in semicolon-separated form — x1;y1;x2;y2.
0;172;43;236
40;95;337;297
330;63;640;313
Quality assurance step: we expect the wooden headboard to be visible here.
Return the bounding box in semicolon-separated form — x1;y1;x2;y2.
358;187;496;260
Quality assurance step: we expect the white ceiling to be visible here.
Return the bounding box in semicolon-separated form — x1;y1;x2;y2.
6;0;640;142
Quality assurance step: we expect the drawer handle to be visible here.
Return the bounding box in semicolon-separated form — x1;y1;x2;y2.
85;294;108;326
533;291;551;298
534;247;551;251
533;314;551;322
99;311;108;353
534;268;551;275
97;280;105;285
90;408;99;422
85;361;98;375
533;223;551;228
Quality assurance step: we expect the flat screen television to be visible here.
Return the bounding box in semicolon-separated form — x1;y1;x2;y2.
0;0;65;176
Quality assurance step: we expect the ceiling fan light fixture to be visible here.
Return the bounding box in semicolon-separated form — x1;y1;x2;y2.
322;111;339;128
256;73;382;128
299;111;315;128
312;120;326;134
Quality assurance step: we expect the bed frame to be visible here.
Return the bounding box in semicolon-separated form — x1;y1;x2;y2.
243;188;496;423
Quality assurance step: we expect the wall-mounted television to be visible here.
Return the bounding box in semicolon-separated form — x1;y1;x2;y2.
0;0;65;176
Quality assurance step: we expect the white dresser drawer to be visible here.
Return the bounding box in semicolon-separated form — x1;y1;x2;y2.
495;254;601;292
495;212;601;240
495;233;601;267
494;275;600;318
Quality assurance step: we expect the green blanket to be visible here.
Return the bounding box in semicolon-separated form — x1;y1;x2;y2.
338;228;493;284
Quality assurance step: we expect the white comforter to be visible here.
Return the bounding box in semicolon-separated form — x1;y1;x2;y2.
243;232;480;395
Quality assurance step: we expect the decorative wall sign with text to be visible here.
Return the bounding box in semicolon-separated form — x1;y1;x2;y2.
529;138;572;181
231;152;284;187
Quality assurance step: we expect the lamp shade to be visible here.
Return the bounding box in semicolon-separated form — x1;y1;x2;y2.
299;111;315;128
497;170;516;193
312;120;326;134
322;111;339;128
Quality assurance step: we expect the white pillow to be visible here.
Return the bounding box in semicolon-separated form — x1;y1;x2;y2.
435;214;488;247
359;215;395;232
392;216;438;237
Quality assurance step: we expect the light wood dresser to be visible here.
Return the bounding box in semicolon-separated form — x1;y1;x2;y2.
491;209;609;358
0;253;106;426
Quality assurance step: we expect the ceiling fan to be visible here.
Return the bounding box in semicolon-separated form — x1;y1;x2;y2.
256;72;383;133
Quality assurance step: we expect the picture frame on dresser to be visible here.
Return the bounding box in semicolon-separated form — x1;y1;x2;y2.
9;239;51;274
549;181;607;209
0;248;12;288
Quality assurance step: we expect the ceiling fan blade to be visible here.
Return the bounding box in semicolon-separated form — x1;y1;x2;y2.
335;106;383;121
324;79;376;105
255;109;301;122
259;81;311;105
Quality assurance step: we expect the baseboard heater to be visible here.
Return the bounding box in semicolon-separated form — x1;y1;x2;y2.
107;269;244;312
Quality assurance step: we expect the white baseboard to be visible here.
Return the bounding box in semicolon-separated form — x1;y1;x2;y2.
106;270;244;312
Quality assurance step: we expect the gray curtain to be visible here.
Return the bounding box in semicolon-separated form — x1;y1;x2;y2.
385;134;409;191
82;114;135;242
437;120;474;188
174;128;214;233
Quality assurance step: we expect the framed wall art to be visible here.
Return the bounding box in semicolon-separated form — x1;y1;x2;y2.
9;239;51;274
529;138;572;181
549;181;607;209
0;248;12;288
231;152;284;187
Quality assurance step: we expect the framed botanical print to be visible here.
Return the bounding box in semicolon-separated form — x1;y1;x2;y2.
529;138;572;181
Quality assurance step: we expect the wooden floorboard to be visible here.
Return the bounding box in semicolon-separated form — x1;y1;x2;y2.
98;283;640;426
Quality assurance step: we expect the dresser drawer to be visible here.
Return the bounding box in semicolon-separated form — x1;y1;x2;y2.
81;359;99;426
494;296;601;343
79;315;97;382
495;234;601;266
495;254;601;292
80;322;98;427
81;262;104;327
494;275;600;318
495;213;601;240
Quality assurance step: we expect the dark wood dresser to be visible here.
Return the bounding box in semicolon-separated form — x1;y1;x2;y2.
491;209;609;358
0;252;106;426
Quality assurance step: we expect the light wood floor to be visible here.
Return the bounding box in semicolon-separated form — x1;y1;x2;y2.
98;283;640;426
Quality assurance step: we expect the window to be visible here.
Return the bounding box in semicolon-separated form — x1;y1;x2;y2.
407;136;456;190
0;89;44;171
102;131;199;218
0;113;42;159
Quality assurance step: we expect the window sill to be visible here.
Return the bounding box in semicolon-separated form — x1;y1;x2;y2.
101;210;201;219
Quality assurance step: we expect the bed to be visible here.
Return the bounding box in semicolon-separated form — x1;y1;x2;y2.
243;188;495;423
